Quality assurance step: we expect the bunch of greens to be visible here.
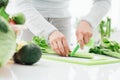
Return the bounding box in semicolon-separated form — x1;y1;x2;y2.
99;18;111;40
89;17;120;58
89;41;120;58
32;36;55;53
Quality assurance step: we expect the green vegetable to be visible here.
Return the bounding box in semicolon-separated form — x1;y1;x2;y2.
33;36;55;53
0;16;16;67
99;17;111;41
69;52;94;59
0;13;8;32
89;47;120;59
89;17;120;59
101;38;120;52
106;18;111;38
13;43;42;65
69;43;80;56
0;6;9;21
0;0;9;21
0;0;9;8
89;46;102;54
12;13;26;24
101;49;120;58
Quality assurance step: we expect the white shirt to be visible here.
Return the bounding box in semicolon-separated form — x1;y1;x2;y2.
32;0;70;18
13;0;111;40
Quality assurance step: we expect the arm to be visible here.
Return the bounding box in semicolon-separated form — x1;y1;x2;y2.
14;0;70;56
76;0;111;49
14;0;58;40
81;0;111;28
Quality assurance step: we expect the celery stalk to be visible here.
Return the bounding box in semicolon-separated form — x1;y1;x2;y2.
69;52;94;59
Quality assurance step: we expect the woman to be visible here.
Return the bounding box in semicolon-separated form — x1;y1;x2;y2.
14;0;111;56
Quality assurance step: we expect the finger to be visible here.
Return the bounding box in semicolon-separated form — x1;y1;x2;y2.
83;32;89;44
77;33;84;49
62;38;70;56
76;32;83;41
87;32;92;43
57;40;65;56
50;42;61;55
53;42;61;55
78;39;84;49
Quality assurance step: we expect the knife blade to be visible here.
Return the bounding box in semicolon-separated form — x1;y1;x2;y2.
70;43;80;56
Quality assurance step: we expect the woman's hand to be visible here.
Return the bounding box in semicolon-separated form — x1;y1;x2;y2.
49;30;70;56
76;21;92;49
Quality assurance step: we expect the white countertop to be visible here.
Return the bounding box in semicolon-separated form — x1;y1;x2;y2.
1;58;120;80
1;29;120;80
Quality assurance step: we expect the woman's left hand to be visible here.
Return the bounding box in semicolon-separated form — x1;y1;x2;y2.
76;21;92;49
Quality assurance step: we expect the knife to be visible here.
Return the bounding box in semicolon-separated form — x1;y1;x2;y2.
69;43;80;56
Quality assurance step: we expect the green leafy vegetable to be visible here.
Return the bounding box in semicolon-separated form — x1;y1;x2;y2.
0;13;8;32
0;16;16;67
89;17;120;58
32;36;55;53
89;46;120;59
99;17;111;41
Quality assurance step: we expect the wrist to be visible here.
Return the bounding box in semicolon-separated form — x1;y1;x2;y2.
79;20;92;28
76;20;93;33
48;30;59;40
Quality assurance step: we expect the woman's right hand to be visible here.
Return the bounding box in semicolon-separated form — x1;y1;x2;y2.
49;30;70;56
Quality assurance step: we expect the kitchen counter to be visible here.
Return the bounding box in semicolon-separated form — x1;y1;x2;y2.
1;58;120;80
1;29;120;80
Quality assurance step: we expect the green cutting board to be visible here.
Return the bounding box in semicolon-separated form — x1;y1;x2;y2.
42;53;120;65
